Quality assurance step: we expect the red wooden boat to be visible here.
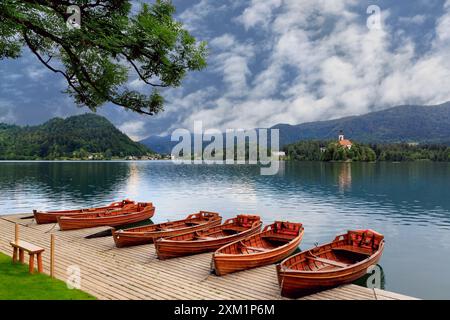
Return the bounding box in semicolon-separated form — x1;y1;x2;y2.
212;221;304;276
276;229;385;298
112;211;222;248
33;199;136;224
57;202;155;231
155;215;262;260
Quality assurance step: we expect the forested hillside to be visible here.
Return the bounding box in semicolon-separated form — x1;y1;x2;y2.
0;114;153;160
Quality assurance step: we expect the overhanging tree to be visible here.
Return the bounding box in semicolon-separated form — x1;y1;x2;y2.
0;0;207;115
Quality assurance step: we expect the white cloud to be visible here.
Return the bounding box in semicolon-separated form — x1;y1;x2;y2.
210;34;235;49
398;14;427;25
210;34;255;98
0;99;16;123
129;78;146;90
436;6;450;43
27;66;48;80
237;0;282;30
178;0;227;32
118;120;148;141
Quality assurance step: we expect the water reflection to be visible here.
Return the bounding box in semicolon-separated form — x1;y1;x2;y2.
0;161;130;211
338;163;352;193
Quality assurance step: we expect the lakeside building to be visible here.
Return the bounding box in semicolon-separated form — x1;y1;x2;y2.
272;151;286;159
338;131;353;149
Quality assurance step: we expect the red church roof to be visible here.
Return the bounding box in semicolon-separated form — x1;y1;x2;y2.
339;139;352;147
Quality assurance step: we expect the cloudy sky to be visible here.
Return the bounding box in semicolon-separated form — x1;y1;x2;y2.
1;0;450;140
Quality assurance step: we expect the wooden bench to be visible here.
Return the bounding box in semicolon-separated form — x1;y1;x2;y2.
10;240;45;274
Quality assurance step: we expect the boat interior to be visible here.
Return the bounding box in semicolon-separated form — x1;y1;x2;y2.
163;215;261;241
198;223;255;238
299;248;371;272
217;221;302;255
65;203;153;219
47;200;136;214
283;230;383;272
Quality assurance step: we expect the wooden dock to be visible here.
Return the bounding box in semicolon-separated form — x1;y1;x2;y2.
0;214;418;300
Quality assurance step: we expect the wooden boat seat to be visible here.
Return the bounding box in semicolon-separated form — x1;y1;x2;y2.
221;228;240;235
332;245;372;256
196;236;215;240
227;226;247;231
262;234;293;242
307;256;348;268
158;227;174;231
243;246;270;253
185;222;202;226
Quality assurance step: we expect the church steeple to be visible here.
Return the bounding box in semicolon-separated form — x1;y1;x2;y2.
338;130;345;141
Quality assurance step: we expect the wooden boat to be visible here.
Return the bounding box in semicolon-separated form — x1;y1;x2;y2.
276;229;385;298
155;215;262;260
33;199;136;224
212;221;304;276
112;211;222;248
57;202;155;231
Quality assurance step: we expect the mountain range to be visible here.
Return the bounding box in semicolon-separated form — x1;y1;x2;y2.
140;102;450;154
0;114;153;160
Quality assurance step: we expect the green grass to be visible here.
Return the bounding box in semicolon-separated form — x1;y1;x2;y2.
0;252;96;300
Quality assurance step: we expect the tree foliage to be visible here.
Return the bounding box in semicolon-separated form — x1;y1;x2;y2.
0;0;207;115
284;140;449;162
370;143;450;162
284;140;326;161
320;142;376;162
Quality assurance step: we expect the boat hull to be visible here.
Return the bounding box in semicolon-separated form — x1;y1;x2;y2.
213;229;303;276
277;230;385;298
112;213;222;248
155;222;262;260
57;206;155;231
33;200;135;224
278;250;383;298
35;211;89;224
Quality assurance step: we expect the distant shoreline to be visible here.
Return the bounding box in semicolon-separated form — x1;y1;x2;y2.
0;159;173;162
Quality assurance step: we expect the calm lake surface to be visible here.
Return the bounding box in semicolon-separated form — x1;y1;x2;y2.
0;161;449;299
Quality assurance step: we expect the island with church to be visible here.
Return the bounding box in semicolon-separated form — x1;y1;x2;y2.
283;131;450;162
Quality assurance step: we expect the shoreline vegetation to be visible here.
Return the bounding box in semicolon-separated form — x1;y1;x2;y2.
169;140;450;163
283;140;450;162
0;155;171;161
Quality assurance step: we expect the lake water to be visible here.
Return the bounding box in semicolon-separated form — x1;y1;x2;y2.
0;161;449;299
